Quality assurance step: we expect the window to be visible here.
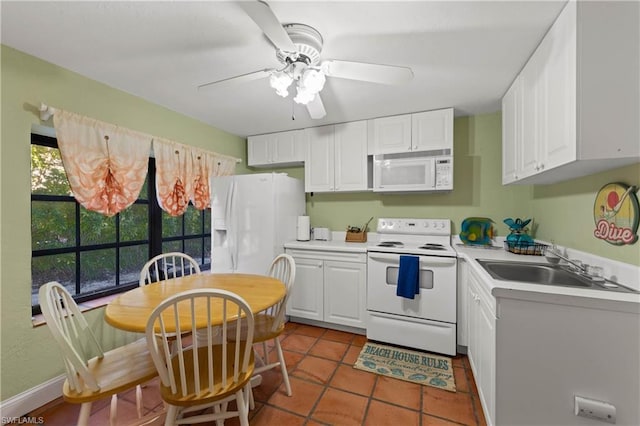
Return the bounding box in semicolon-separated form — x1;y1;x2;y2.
30;133;211;314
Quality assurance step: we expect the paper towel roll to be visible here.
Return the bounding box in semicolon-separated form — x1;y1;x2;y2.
297;216;310;241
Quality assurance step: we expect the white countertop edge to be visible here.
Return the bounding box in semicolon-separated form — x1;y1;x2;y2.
455;242;640;307
284;231;376;253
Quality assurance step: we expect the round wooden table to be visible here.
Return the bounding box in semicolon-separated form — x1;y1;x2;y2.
105;273;286;333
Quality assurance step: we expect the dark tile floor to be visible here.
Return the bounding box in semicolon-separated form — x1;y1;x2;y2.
29;322;486;425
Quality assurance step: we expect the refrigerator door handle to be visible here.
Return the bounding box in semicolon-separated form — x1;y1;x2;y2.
228;179;238;271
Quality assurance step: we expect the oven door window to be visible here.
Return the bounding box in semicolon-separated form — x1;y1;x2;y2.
385;266;434;289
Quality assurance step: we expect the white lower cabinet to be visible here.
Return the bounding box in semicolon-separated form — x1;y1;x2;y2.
466;267;496;426
285;248;367;328
456;258;469;347
286;257;324;321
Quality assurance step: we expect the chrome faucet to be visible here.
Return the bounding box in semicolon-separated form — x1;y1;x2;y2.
547;246;589;273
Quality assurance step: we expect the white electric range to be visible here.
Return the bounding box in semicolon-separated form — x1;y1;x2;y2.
366;218;457;356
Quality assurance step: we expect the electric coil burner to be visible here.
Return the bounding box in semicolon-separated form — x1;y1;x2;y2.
366;218;457;356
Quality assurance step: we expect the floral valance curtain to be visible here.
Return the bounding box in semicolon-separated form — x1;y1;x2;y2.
154;139;237;216
53;110;151;217
52;109;237;217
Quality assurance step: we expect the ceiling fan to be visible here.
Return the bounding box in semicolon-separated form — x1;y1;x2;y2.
197;0;414;119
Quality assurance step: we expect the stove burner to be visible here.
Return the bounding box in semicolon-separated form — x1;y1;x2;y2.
418;243;446;250
377;241;404;247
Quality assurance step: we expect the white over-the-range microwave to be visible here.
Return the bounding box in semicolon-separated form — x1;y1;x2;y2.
372;151;453;192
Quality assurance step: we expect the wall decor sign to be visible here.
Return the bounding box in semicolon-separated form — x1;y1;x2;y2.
593;182;639;245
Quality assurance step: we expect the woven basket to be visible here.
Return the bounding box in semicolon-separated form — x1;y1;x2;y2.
504;241;548;256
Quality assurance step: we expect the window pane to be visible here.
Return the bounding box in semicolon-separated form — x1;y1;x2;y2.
204;237;211;265
163;240;182;253
31;201;76;250
32;253;76;305
162;212;181;238
120;204;148;242
120;245;148;285
80;249;116;294
204;209;211;233
30;144;71;195
184;239;203;264
184;207;201;235
81;209;116;245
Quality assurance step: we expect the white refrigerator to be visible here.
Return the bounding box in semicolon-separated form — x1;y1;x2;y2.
210;173;305;274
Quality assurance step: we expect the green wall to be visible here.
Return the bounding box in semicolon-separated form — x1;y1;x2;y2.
285;115;640;266
0;45;248;401
530;163;640;264
299;113;533;237
2;45;639;403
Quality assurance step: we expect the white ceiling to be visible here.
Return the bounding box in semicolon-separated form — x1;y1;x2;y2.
1;1;566;138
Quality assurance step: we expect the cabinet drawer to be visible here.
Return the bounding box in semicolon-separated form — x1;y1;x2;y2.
285;248;367;263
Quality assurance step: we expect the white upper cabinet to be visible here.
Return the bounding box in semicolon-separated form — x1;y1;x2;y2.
368;108;453;155
367;114;411;154
304;125;335;192
502;0;639;185
247;129;306;167
305;121;369;193
501;78;521;184
411;108;454;152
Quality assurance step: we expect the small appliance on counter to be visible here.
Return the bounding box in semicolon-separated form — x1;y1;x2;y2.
313;227;331;241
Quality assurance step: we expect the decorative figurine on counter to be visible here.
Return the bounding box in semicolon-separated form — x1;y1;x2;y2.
460;217;495;246
503;218;534;245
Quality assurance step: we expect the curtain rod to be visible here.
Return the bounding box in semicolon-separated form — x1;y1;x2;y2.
38;103;242;163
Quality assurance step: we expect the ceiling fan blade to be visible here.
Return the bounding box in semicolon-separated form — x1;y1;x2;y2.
197;69;272;91
321;60;414;85
306;93;326;119
239;1;296;53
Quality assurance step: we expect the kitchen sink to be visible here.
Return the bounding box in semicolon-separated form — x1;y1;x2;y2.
476;259;638;293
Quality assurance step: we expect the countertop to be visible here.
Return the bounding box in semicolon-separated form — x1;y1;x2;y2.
454;243;640;311
284;233;640;310
284;231;377;253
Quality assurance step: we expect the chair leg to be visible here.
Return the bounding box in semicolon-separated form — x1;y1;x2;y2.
136;384;143;418
214;404;224;426
236;387;250;426
262;341;269;364
110;395;118;426
77;402;92;426
274;338;292;396
165;404;178;426
248;385;255;410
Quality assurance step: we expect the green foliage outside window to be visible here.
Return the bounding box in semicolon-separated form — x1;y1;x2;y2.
30;135;211;312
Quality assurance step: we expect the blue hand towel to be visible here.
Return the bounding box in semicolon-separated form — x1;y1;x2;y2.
397;255;420;299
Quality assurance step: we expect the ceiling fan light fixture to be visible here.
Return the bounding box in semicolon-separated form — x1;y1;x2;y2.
293;86;316;105
269;71;293;97
299;68;326;93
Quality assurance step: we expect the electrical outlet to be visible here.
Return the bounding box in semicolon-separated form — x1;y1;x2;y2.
575;395;616;424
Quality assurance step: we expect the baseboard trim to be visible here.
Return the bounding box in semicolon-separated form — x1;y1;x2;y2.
0;375;64;418
287;316;366;335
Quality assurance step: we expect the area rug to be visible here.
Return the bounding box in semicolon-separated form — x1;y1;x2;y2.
354;342;456;392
